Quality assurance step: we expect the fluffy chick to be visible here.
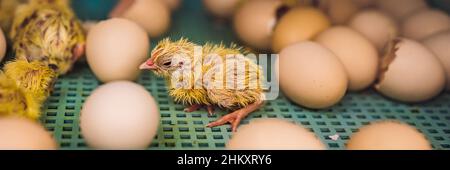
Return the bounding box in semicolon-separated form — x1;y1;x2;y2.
0;0;27;32
10;0;85;75
140;38;265;131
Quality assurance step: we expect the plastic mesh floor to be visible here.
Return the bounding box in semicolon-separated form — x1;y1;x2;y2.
36;0;450;150
40;67;450;150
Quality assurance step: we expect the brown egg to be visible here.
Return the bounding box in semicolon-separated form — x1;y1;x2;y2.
349;10;399;51
316;26;379;91
402;9;450;41
347;121;432;150
320;0;360;24
376;0;428;20
0;117;57;150
277;41;348;109
226;119;326;150
203;0;241;18
352;0;375;8
272;7;331;52
233;0;282;50
159;0;181;11
0;28;6;62
423;31;450;91
121;0;171;37
376;38;446;103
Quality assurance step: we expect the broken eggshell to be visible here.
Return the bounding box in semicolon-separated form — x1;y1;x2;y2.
375;38;446;103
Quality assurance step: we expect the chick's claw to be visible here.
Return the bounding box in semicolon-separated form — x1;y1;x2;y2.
207;106;215;116
207;101;264;132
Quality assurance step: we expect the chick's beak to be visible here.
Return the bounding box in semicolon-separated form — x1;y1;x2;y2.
139;60;157;70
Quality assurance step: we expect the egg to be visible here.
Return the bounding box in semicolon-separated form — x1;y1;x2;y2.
120;0;171;37
203;0;241;18
0;117;57;150
316;26;379;91
80;81;160;150
272;7;331;52
86;18;150;83
347;121;432;150
349;10;399;51
233;0;282;50
401;9;450;41
376;38;446;103
352;0;375;8
159;0;181;11
226;119;326;150
376;0;428;20
423;31;450;91
0;28;6;62
320;0;360;24
277;41;348;109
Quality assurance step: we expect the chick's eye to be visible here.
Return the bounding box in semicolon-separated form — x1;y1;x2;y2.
163;62;172;66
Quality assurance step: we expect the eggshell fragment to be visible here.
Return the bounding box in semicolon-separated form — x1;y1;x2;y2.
80;81;160;150
227;119;326;150
0;117;57;150
272;7;331;52
278;41;348;109
86;18;150;83
423;31;450;91
347;121;432;150
349;10;399;51
375;38;446;103
316;26;379;91
233;0;281;50
402;9;450;41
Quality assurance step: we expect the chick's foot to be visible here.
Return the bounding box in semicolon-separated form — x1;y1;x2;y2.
184;104;202;113
207;101;263;132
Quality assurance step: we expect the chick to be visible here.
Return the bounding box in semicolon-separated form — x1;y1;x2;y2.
140;38;265;131
10;0;85;75
0;71;41;120
0;0;27;32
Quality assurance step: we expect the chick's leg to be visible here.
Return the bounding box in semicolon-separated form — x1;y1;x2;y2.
207;100;264;132
184;104;202;113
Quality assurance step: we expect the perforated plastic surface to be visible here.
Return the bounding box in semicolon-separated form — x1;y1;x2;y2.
37;0;450;150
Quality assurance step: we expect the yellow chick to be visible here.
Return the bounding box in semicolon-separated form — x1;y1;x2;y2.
10;0;85;75
140;38;265;131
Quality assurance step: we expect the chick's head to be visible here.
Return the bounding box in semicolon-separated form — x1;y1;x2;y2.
140;38;195;78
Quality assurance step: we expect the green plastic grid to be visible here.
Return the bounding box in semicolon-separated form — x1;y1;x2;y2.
36;0;450;150
40;67;450;150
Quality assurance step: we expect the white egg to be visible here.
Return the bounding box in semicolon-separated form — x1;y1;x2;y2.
121;0;171;37
423;31;450;91
227;119;326;150
86;18;150;83
80;81;160;150
376;0;428;20
203;0;241;18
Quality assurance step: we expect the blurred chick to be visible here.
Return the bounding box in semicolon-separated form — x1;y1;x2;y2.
140;38;265;131
10;0;85;75
0;60;57;120
0;0;27;32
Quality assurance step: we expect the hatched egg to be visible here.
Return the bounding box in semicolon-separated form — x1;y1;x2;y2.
316;26;379;91
0;117;57;150
86;18;150;83
423;31;450;91
121;0;171;37
233;0;282;50
375;38;446;103
347;121;432;150
80;81;160;150
0;28;5;62
226;119;326;150
272;7;331;52
203;0;241;18
349;10;399;51
401;9;450;41
376;0;428;20
277;41;348;109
